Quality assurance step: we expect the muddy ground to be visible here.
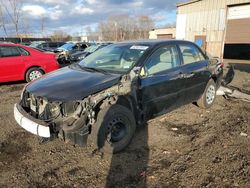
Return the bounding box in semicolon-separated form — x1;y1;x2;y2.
0;69;249;188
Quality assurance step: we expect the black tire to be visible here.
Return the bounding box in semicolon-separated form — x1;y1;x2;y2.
90;104;136;153
197;79;216;109
25;67;44;82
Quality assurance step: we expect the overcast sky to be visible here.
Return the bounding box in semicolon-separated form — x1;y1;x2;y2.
2;0;183;36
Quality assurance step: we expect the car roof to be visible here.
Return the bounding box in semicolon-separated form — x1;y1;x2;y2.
43;41;65;44
117;39;194;46
0;43;43;52
0;43;26;47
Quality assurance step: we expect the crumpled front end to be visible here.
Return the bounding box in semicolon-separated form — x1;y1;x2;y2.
15;89;94;146
14;74;136;147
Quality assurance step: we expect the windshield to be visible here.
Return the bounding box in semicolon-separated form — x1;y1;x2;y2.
59;43;75;50
29;42;42;47
84;45;101;53
79;44;149;73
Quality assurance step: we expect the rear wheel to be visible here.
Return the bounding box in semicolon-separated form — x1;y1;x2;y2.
25;67;44;82
90;104;136;153
197;79;216;109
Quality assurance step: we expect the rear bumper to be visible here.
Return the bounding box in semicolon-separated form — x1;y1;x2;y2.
14;103;51;138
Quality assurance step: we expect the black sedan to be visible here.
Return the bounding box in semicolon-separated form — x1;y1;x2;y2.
14;40;223;153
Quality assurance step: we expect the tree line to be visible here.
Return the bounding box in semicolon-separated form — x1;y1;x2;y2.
97;15;154;41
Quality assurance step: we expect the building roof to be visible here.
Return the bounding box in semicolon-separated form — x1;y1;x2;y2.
177;0;202;7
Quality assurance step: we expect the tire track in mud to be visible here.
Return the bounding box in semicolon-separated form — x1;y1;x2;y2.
0;132;32;173
0;84;24;95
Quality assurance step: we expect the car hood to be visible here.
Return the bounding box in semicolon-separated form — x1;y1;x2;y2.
26;66;121;102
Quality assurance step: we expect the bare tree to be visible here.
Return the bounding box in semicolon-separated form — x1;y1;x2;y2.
51;30;72;42
41;15;46;37
0;0;23;37
98;15;154;41
137;16;154;39
0;6;8;36
84;26;99;42
21;16;30;37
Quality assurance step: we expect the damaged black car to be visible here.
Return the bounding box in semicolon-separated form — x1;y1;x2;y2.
14;40;223;153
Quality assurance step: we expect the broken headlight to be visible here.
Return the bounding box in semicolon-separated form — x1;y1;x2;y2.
47;103;61;118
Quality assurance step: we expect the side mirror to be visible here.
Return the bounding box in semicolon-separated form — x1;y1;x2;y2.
132;66;141;75
130;66;141;80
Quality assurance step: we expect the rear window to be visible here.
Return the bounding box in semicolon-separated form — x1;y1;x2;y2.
0;46;21;57
18;47;30;56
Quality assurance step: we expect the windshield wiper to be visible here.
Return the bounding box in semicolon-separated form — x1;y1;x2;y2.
78;65;108;74
71;63;84;69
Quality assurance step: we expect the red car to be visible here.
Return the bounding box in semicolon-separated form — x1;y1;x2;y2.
0;43;59;83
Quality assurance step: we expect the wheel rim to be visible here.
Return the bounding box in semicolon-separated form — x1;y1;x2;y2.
106;116;127;143
29;70;42;81
206;85;215;105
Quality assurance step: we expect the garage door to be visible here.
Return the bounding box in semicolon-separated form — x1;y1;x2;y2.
224;4;250;62
157;34;173;39
225;4;250;43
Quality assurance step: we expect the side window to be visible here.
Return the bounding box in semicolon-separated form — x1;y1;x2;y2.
0;46;21;57
143;45;180;76
18;47;30;56
37;43;45;48
179;44;205;65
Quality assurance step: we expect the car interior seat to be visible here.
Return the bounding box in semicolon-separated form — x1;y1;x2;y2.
182;48;200;64
120;50;140;69
147;49;173;75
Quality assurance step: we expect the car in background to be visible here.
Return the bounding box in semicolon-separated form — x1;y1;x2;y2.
69;43;111;62
36;42;66;52
54;42;89;53
14;40;223;153
55;42;89;64
0;43;59;83
29;41;46;48
20;42;32;46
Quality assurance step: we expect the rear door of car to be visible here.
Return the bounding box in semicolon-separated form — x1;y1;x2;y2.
0;45;25;82
177;43;210;103
139;44;186;118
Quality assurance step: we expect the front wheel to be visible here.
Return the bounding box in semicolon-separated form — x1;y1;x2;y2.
25;67;44;82
197;79;216;109
90;104;136;153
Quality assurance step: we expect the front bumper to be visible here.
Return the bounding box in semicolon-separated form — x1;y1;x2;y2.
14;103;51;138
14;103;90;146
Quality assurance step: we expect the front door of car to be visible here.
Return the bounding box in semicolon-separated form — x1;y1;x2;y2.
178;43;210;103
0;46;24;82
138;44;186;118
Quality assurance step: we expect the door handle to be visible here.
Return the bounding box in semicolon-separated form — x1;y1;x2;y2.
178;72;185;78
184;72;195;78
178;72;195;78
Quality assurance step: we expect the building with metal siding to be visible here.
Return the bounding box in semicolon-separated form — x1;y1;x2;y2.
176;0;250;63
149;28;176;39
